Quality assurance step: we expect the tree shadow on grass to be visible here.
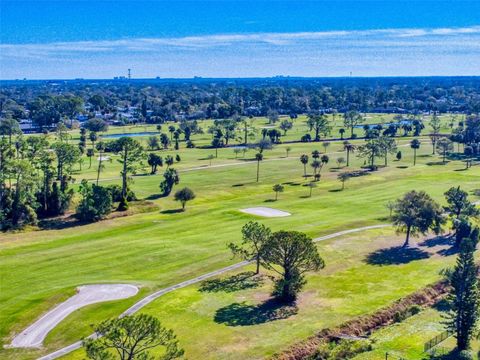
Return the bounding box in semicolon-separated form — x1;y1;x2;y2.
232;183;244;187
264;199;276;203
418;235;458;257
38;216;86;230
199;271;264;293
283;181;302;186
437;246;459;257
418;235;452;248
214;298;298;326
145;193;163;200
426;161;448;166
396;165;409;169
429;349;470;360
329;189;343;193
433;298;451;312
365;246;430;266
160;209;184;214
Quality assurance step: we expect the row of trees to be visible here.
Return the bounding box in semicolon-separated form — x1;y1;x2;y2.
3;78;480;128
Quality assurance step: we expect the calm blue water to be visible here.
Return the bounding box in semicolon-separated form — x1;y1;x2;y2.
102;132;159;139
354;120;417;129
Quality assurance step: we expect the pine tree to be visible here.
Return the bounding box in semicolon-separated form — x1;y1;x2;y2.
445;236;480;351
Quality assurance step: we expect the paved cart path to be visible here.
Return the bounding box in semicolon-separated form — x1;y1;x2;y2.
36;224;389;360
11;285;138;349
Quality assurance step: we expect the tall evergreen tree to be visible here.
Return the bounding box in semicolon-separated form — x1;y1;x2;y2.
445;236;480;351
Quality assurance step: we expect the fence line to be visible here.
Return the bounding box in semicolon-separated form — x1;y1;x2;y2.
424;329;454;352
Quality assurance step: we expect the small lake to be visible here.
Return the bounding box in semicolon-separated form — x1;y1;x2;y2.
102;132;159;139
354;120;418;129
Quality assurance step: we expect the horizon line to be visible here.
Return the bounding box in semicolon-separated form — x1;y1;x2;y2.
2;75;480;82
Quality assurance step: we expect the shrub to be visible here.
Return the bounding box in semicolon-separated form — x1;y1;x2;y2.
393;311;405;323
106;184;136;202
301;134;312;142
76;181;112;222
117;196;129;211
409;304;422;315
457;350;473;360
310;339;372;360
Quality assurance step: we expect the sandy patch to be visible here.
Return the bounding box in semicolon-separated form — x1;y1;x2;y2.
240;207;291;217
11;284;138;348
97;156;110;161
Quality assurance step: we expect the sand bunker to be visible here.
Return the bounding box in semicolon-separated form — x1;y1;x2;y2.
97;156;110;161
240;207;291;217
11;284;138;348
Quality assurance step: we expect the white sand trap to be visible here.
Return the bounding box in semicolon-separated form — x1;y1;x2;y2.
240;207;291;217
11;284;138;348
97;156;110;161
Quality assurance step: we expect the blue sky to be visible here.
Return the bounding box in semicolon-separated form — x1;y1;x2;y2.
1;1;480;79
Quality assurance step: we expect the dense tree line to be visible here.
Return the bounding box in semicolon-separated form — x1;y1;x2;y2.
1;78;480;129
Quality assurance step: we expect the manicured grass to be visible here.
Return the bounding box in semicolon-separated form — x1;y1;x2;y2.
0;115;476;359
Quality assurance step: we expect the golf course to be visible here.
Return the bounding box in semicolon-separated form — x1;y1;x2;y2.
1;112;479;360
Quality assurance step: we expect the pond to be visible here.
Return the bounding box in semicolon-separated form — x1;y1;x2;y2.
354;120;418;129
102;132;159;139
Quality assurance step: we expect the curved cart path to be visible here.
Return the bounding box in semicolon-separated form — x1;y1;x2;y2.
36;224;389;360
11;284;138;349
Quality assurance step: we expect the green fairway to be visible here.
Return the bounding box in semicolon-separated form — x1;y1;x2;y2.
0;114;478;360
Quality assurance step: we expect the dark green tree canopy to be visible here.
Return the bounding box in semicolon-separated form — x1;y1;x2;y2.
83;314;184;360
261;230;325;302
392;190;445;247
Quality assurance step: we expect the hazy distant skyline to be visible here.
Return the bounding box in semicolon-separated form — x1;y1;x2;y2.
1;1;480;79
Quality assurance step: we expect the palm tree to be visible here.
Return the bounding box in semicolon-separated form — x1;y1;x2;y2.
322;141;330;153
410;139;421;166
321;155;329;165
272;184;284;200
255;153;263;182
343;141;356;167
311;150;320;159
168;125;176;140
338;172;350;190
311;160;321;180
285;146;292;157
300;154;309;177
86;148;94;168
207;154;214;166
307;182;317;197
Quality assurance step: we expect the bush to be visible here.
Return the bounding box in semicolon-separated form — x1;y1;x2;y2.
105;184;136;202
76;181;112;222
409;304;422;315
186;140;195;148
393;311;405;323
457;350;473;360
117;196;129;211
394;305;423;323
301;134;312;142
310;339;373;360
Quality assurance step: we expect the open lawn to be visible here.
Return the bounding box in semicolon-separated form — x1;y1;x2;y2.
0;114;477;359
